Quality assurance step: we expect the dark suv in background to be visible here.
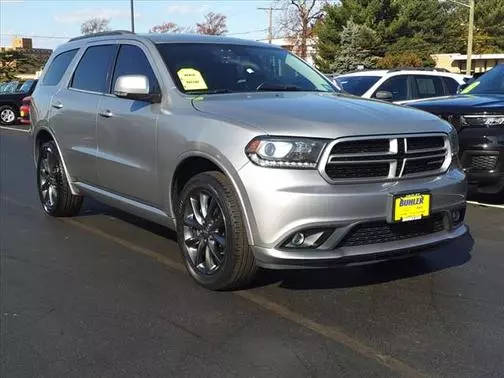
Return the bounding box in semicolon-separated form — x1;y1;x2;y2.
0;79;38;126
409;65;504;199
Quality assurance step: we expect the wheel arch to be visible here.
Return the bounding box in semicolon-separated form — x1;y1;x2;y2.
170;152;257;245
34;127;79;196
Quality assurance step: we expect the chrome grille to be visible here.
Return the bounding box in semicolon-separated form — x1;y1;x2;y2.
320;134;451;183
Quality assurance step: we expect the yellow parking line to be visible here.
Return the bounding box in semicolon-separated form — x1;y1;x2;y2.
0;126;31;133
3;195;424;377
467;201;504;210
61;217;424;377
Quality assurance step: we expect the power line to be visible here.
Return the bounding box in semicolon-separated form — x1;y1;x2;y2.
1;33;70;40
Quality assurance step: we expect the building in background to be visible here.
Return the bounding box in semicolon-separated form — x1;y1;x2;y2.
0;37;52;80
432;53;504;75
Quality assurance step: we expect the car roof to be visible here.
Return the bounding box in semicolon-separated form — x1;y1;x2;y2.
61;30;279;50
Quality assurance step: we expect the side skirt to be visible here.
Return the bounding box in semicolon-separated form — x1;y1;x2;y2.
74;182;176;230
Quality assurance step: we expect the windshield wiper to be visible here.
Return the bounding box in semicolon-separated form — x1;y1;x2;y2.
187;89;234;95
256;83;328;92
256;83;305;92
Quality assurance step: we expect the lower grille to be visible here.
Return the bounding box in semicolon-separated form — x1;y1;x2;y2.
338;214;445;248
470;155;498;171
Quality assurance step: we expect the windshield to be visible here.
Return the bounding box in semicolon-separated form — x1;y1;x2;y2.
335;76;381;96
18;80;34;93
461;64;504;95
156;43;335;94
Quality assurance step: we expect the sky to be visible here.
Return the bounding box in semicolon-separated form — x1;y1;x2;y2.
0;0;281;50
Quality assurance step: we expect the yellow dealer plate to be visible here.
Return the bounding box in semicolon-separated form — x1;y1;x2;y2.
393;193;431;223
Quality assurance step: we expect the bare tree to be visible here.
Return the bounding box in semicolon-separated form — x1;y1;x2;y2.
80;17;111;35
196;12;228;35
278;0;327;59
150;22;193;34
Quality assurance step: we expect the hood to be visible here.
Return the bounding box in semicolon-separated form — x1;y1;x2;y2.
409;94;504;115
192;92;452;139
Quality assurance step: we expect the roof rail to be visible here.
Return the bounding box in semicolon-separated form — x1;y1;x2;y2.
68;30;134;42
387;67;450;73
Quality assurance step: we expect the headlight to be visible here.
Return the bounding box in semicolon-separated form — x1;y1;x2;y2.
245;136;327;169
448;127;459;155
460;115;504;127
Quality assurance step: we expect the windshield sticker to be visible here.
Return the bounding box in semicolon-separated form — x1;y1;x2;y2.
177;68;208;91
461;81;480;94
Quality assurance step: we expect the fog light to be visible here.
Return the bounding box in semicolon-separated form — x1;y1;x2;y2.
451;209;462;224
291;232;305;246
283;229;334;249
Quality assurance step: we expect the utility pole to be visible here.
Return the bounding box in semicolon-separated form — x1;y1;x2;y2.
258;7;282;44
447;0;475;75
130;0;135;33
467;0;475;75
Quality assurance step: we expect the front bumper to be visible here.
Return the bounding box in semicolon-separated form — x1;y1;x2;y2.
238;163;467;269
460;127;504;195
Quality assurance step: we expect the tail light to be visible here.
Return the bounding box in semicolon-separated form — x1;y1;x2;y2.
19;96;31;125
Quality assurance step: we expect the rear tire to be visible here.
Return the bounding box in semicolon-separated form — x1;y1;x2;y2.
176;171;257;290
37;141;83;217
0;105;17;126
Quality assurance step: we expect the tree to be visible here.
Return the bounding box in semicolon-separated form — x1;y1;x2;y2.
150;22;190;34
278;0;327;60
81;17;111;35
329;20;380;73
0;50;30;81
196;12;227;35
376;52;423;69
314;0;464;72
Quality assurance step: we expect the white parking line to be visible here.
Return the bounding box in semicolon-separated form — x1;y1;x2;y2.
0;126;31;133
467;200;504;210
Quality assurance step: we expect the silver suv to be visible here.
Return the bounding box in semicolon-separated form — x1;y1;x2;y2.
31;32;468;290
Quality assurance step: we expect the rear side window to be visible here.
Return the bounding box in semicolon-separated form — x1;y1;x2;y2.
42;49;78;86
112;44;160;94
443;77;460;95
375;75;409;101
71;45;116;93
413;75;444;99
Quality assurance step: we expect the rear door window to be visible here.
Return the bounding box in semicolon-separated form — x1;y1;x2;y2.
336;76;381;96
413;75;445;99
443;77;460;95
42;49;78;86
70;45;117;93
111;44;160;94
374;75;409;101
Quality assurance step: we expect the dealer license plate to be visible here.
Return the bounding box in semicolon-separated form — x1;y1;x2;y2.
393;193;431;223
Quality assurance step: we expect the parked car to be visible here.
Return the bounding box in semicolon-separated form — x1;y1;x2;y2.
30;31;467;290
0;79;38;125
335;69;470;104
409;64;504;198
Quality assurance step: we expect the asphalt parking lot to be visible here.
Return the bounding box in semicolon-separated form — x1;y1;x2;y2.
1;127;504;377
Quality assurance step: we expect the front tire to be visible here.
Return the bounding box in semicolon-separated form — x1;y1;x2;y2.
37;141;83;217
176;171;257;290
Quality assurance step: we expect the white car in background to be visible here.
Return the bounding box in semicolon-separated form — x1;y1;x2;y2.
334;69;470;104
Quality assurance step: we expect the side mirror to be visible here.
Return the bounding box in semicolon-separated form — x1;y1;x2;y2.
375;90;394;101
457;83;468;94
114;75;161;103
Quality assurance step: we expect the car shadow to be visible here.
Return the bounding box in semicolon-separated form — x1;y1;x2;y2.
467;192;504;205
80;198;474;291
251;233;474;290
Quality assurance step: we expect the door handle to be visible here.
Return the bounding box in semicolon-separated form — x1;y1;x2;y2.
51;101;63;109
99;110;113;118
